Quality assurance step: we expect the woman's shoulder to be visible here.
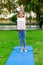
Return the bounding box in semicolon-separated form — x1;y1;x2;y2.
17;17;25;19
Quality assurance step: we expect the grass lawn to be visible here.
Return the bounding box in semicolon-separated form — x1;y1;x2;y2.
0;30;43;65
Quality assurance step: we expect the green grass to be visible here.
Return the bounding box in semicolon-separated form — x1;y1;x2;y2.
0;30;43;65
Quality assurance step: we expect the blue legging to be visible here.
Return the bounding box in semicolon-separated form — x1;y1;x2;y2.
18;30;26;47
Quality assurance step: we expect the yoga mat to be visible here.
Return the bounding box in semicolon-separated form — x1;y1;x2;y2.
5;46;35;65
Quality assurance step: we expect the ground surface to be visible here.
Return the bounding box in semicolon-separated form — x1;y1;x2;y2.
0;30;43;65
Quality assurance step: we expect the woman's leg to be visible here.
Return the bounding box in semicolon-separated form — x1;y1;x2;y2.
18;30;23;52
18;30;27;52
22;30;26;48
22;30;27;52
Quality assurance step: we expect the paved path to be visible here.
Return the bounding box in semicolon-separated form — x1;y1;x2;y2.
0;25;43;30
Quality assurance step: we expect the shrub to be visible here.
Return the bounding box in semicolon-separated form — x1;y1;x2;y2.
10;13;17;24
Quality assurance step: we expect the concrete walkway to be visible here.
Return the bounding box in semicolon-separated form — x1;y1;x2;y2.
0;25;43;30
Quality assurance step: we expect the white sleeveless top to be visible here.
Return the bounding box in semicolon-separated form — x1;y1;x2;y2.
17;17;26;30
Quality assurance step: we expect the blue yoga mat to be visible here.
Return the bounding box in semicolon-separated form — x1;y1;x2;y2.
5;46;34;65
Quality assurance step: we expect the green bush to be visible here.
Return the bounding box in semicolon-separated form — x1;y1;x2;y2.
10;13;17;24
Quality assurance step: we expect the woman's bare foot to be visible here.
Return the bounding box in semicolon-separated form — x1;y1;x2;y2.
20;46;23;52
24;48;27;52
